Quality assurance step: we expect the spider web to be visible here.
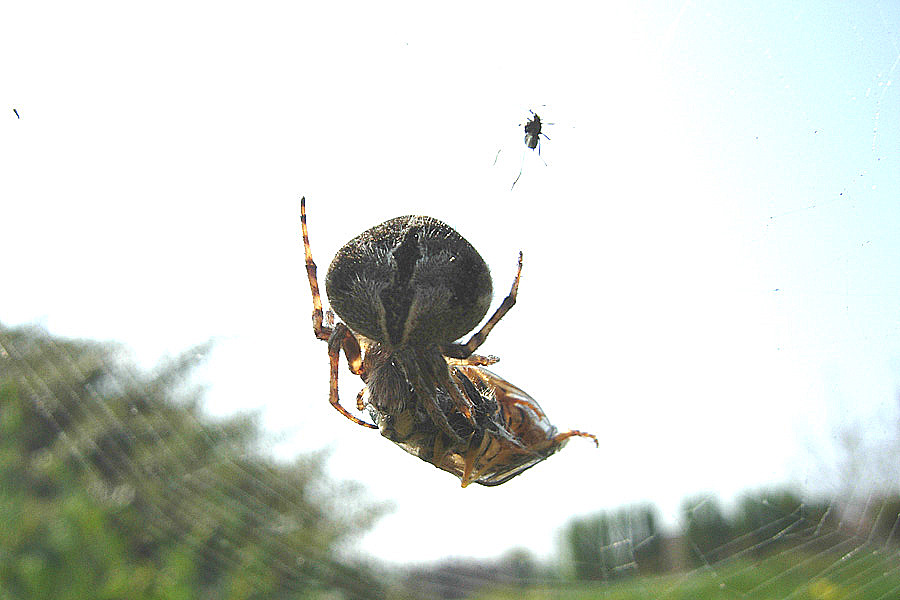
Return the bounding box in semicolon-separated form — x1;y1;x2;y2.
0;325;386;598
3;1;900;599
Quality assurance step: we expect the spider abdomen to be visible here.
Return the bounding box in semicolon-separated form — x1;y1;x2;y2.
325;216;493;348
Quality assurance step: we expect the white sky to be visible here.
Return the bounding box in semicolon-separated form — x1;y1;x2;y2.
3;1;900;563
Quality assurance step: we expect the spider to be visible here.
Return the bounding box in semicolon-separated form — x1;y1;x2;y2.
300;197;597;486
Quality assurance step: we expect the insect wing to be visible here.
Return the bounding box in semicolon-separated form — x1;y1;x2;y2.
361;364;593;487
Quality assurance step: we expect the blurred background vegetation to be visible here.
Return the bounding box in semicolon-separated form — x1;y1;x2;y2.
0;324;387;599
2;324;899;599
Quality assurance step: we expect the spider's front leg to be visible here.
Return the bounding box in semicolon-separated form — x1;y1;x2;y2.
445;353;500;367
443;251;523;359
302;197;376;429
326;319;378;430
301;196;331;341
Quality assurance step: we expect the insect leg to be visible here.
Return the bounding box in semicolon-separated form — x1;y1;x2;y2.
511;150;526;190
442;252;523;359
460;434;491;487
552;429;599;448
429;432;457;472
300;197;331;341
327;324;377;429
536;136;548;165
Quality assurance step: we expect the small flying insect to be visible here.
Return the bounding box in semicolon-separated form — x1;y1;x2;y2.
300;197;597;486
512;109;552;190
523;110;550;153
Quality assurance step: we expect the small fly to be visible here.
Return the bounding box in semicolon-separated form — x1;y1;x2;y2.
523;110;550;153
512;110;552;190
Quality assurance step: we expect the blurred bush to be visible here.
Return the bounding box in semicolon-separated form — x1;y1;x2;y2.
562;503;664;580
0;324;387;599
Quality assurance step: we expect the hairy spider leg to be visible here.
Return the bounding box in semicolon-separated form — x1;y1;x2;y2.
443;252;523;359
435;361;477;426
327;324;378;428
407;361;462;441
302;197;378;429
301;197;330;341
445;354;500;367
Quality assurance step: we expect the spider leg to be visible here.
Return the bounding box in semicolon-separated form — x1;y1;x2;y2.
410;366;462;441
303;198;376;429
331;322;365;377
442;252;523;359
445;353;500;367
418;348;477;425
327;323;377;429
436;364;477;426
301;197;331;341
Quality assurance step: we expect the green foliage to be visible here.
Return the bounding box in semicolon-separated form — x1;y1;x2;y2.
563;504;663;581
866;494;900;544
730;489;837;557
681;494;732;566
472;549;900;599
499;548;538;584
0;324;387;599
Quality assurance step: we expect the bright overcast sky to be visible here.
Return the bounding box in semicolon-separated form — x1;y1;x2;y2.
3;1;900;563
